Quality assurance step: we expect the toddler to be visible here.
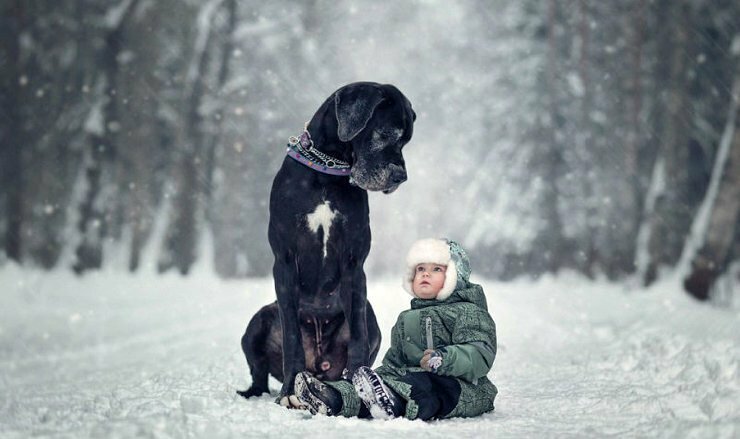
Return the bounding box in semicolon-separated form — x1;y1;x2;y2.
294;238;497;420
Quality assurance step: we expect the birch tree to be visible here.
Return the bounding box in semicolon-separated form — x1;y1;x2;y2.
683;35;740;300
639;1;694;285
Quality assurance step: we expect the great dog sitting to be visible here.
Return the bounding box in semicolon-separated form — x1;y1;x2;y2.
237;82;415;407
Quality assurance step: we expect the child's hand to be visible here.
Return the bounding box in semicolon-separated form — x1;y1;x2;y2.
420;349;435;371
421;349;443;372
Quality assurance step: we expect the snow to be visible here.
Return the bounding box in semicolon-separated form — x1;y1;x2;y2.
1;266;738;438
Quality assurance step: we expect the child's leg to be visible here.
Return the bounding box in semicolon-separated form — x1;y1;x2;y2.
400;372;461;420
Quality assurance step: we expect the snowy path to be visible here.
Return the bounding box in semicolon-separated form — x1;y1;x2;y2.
1;266;738;438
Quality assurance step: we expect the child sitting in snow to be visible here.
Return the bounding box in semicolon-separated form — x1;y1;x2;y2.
294;238;497;420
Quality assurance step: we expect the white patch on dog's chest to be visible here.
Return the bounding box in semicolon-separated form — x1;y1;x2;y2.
306;201;337;259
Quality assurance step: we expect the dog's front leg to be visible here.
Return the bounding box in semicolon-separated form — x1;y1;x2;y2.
340;266;370;376
273;256;305;407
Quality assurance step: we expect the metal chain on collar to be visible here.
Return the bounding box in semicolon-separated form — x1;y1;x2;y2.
307;146;349;168
287;122;350;170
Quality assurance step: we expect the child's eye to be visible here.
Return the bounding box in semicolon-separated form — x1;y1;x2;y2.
416;266;424;272
433;267;442;272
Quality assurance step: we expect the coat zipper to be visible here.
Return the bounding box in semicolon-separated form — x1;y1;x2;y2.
425;316;434;350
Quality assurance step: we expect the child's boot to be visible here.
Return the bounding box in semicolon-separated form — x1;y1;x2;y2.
352;366;404;419
294;371;343;416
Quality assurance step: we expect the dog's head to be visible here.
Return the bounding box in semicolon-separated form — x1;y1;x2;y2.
328;82;416;194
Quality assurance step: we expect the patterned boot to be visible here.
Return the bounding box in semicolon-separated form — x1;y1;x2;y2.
352;366;403;419
294;372;343;416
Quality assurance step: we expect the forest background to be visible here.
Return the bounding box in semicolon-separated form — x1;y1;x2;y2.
1;0;739;303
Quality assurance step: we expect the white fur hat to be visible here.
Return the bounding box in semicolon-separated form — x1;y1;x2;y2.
402;238;470;301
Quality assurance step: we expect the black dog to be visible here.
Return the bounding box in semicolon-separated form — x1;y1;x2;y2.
237;82;415;406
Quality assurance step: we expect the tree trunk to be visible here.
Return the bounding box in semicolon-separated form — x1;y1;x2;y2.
202;0;237;228
642;1;693;285
73;83;116;273
159;0;221;274
115;3;166;272
619;0;645;275
0;0;25;262
538;0;567;274
74;0;139;273
684;56;740;300
575;0;598;278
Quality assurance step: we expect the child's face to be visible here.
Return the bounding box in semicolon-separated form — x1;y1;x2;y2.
412;263;447;299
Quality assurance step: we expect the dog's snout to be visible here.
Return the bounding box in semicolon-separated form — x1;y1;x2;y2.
320;361;331;371
391;168;407;185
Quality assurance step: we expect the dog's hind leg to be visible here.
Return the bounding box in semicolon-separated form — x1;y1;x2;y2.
237;305;274;398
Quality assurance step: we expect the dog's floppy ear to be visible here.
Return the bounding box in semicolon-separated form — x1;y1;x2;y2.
334;83;385;142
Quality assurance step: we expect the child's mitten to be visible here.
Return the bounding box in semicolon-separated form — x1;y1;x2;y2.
428;350;443;372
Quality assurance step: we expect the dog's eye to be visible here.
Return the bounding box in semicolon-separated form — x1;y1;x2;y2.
374;128;403;143
373;131;389;141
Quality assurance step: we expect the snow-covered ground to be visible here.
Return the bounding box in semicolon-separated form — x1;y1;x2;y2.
1;265;738;438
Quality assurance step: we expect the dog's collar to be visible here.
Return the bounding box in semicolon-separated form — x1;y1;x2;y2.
286;125;351;177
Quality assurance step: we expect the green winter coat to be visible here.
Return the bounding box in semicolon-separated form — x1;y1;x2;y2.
330;282;498;420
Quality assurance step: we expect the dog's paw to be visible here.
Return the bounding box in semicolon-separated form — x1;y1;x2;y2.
236;386;267;399
278;395;290;407
289;395;306;409
276;394;306;409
